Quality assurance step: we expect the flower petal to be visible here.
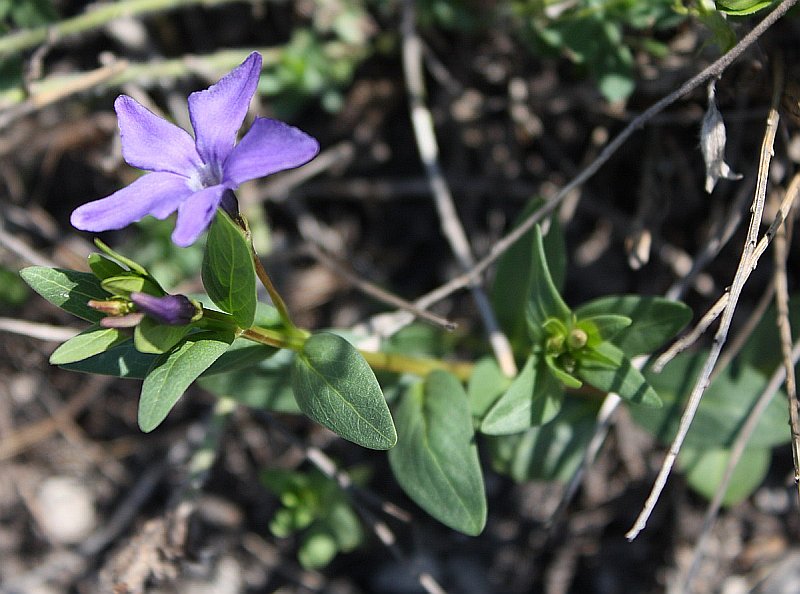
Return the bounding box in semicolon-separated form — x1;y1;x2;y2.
188;52;262;167
171;185;226;247
115;96;202;175
71;172;193;232
222;118;319;187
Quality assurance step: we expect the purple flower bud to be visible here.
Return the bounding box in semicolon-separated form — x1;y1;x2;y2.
130;292;199;326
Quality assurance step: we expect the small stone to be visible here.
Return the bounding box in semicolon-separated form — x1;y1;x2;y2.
36;476;97;545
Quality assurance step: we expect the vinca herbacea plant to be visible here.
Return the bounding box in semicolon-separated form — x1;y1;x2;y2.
21;52;701;553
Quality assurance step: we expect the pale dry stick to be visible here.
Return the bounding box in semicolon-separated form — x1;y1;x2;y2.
699;173;800;374
0;317;80;342
626;58;785;541
681;337;800;594
305;243;456;331
773;204;800;491
0;375;111;461
400;0;516;377
0;215;56;267
0;0;258;58
0;60;128;131
653;294;729;372
664;171;757;302
410;0;799;309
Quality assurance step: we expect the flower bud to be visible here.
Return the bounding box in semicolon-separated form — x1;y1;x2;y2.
567;328;588;350
88;299;132;317
130;292;200;326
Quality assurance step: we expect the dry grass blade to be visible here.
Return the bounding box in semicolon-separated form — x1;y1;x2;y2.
626;53;786;541
400;0;516;377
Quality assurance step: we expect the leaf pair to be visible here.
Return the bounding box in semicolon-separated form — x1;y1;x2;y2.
486;219;692;435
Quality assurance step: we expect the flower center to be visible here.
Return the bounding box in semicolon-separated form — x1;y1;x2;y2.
188;162;222;191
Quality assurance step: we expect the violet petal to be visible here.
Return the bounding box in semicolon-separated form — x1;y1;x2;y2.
171;185;226;246
222;118;319;187
131;292;197;325
115;96;202;175
188;52;262;167
71;172;193;232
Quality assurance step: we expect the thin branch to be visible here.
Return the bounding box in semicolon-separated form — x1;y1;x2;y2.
626;53;786;541
305;243;456;331
400;0;516;377
0;317;80;342
773;174;800;495
681;336;800;593
414;0;799;307
773;205;800;496
0;0;259;58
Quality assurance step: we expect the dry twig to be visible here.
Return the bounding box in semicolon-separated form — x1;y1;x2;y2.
626;51;786;541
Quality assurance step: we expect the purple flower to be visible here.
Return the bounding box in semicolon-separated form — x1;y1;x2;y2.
130;292;199;325
71;52;319;247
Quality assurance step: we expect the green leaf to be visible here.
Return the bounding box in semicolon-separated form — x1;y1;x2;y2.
49;325;127;365
575;295;692;357
575;342;661;407
576;314;631;346
715;0;775;15
202;210;257;328
488;398;600;482
87;253;127;280
481;355;563;435
632;353;790;449
138;331;234;432
101;275;162;298
58;339;157;378
199;348;300;413
526;225;571;343
299;531;338;569
133;316;191;354
20;266;110;322
94;239;149;276
544;354;582;388
201;338;277;376
388;372;487;535
467;356;511;419
679;445;771;506
492;202;564;347
292;332;397;449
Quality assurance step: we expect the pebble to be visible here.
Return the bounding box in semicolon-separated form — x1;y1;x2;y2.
35;476;97;545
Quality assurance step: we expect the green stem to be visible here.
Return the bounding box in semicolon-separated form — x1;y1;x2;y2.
195;307;239;333
359;350;474;382
242;325;306;351
252;248;303;336
240;325;474;380
0;0;255;58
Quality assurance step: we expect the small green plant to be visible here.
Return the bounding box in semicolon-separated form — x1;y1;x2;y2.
262;468;365;568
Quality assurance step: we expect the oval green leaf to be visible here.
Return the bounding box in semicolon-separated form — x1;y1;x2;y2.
632;352;790;449
679;445;770;506
488;398;600;483
574;295;692;357
575;341;661;407
388;371;486;535
138;330;234;432
201;210;257;328
20;266;110;322
292;332;396;450
526;225;572;343
49;325;127;365
481;354;563;435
